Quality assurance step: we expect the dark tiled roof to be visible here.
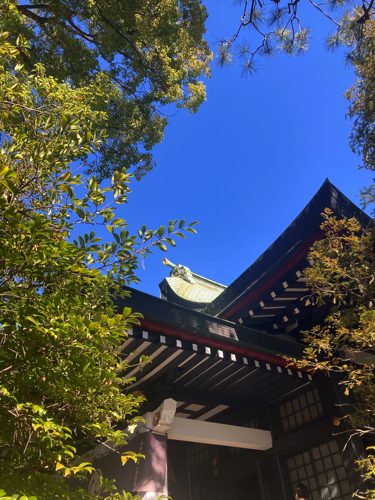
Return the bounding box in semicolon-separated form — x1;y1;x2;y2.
116;286;305;360
202;179;371;319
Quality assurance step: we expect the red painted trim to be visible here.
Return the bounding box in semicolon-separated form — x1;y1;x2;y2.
221;230;325;320
140;318;303;369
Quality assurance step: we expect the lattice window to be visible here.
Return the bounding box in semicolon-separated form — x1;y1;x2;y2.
279;388;324;432
287;440;352;500
186;442;209;469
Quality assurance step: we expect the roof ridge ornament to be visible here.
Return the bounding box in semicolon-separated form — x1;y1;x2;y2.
163;258;196;284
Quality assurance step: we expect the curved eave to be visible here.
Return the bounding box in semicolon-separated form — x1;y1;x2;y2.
203;179;371;319
117;286;306;362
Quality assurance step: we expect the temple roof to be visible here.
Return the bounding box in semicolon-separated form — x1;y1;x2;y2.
202;179;371;337
116;286;305;361
156;179;370;340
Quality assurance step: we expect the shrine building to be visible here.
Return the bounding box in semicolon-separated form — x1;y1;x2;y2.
87;179;373;500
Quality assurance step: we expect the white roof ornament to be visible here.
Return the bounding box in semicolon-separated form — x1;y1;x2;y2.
163;258;196;284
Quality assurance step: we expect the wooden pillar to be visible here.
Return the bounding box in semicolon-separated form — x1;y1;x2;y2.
267;405;288;500
137;465;168;500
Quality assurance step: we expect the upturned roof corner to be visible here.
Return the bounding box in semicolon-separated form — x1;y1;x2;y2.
159;258;227;311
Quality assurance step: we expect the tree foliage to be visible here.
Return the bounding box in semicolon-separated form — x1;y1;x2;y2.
0;0;211;180
0;32;197;498
291;209;375;497
344;18;375;197
215;0;375;76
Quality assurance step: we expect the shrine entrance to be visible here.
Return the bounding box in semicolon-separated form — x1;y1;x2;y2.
167;440;264;500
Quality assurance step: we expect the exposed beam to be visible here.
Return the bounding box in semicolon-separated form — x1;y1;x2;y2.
168;417;272;450
140;399;272;451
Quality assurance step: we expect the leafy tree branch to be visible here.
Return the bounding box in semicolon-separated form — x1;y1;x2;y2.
0;32;197;499
1;0;212;180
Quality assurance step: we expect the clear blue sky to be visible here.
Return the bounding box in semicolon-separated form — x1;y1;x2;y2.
111;0;374;297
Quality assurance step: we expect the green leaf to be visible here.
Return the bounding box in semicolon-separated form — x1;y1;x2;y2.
123;307;132;317
0;179;17;194
59;171;71;181
129;312;143;318
156;242;167;251
2;112;8;125
0;166;9;177
179;219;186;229
112;218;124;226
158;226;165;237
165;237;176;247
107;225;114;233
75;207;85;219
61;115;68;129
188;221;199;226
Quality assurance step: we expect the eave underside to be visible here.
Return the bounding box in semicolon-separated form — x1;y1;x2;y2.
121;327;314;422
